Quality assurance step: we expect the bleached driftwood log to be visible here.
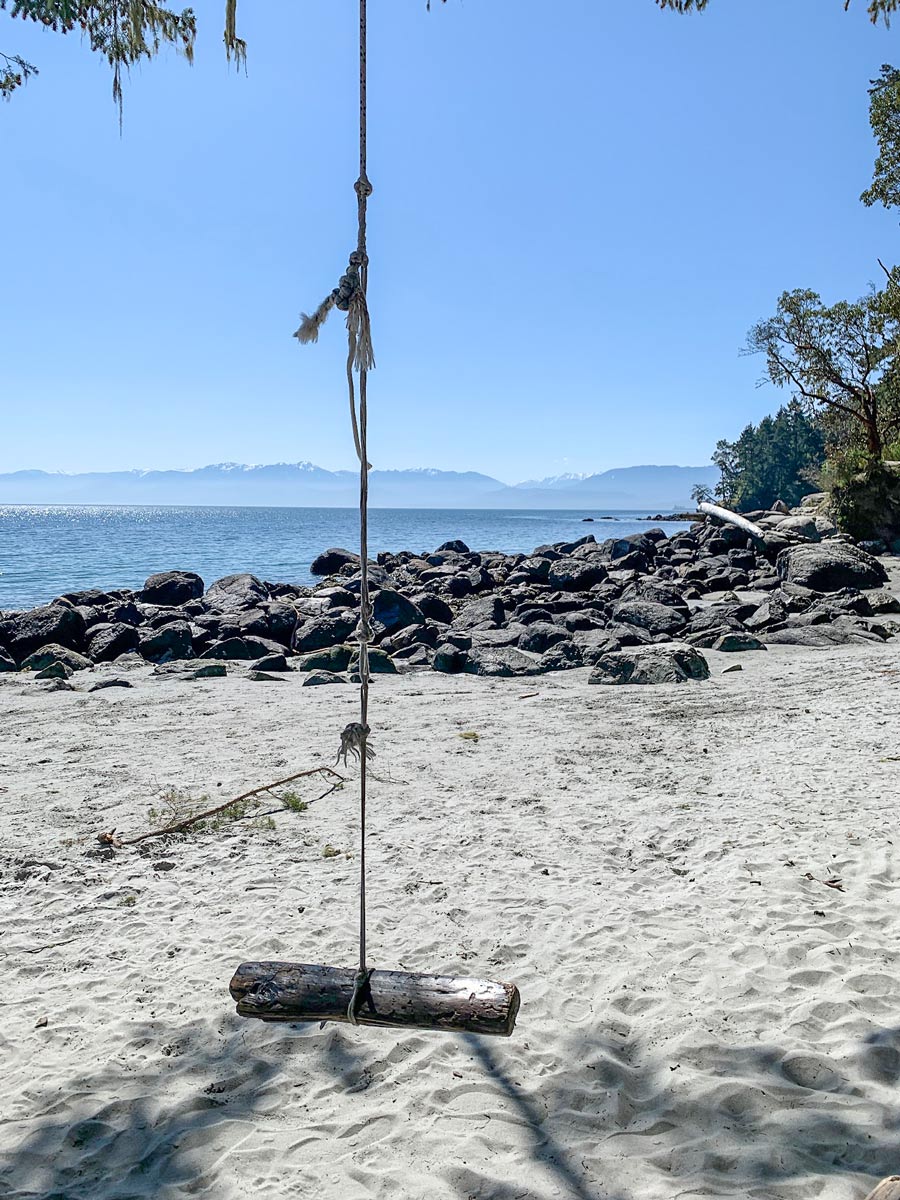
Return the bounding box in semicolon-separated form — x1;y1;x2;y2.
863;1179;900;1200
698;501;766;546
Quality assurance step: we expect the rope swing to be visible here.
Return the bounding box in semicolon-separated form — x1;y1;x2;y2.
229;0;520;1038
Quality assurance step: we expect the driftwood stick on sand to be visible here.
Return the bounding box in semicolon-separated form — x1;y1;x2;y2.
698;501;766;544
863;1179;900;1200
98;766;346;847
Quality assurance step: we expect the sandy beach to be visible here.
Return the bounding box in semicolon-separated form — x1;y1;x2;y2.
2;594;900;1200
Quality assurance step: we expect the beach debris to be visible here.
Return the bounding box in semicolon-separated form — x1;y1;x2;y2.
93;767;345;849
458;731;480;742
722;663;743;673
35;1016;48;1028
88;678;133;691
802;872;846;892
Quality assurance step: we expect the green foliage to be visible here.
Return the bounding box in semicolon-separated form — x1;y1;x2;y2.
656;0;899;19
711;401;825;510
280;791;309;814
862;65;900;211
747;287;899;462
1;48;36;97
0;0;243;116
690;483;714;504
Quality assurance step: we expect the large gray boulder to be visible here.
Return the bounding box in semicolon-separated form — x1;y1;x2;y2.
204;573;268;612
292;612;358;653
86;621;141;663
611;599;687;638
776;542;887;592
371;589;423;637
21;644;93;672
140;570;204;606
138;620;193;663
589;642;710;685
463;647;541;677
310;548;359;576
0;604;86;663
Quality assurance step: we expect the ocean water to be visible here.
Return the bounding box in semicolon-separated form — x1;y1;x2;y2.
0;506;693;611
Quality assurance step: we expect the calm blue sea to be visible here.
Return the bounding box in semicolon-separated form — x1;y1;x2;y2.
0;506;693;611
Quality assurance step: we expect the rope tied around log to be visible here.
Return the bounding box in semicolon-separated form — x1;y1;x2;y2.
295;0;374;995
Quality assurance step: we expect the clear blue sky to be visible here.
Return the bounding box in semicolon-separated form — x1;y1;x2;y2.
2;0;897;483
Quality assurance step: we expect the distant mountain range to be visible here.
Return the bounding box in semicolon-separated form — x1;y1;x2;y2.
0;462;719;510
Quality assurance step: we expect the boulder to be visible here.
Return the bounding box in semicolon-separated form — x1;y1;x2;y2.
710;633;767;653
35;662;73;680
204;573;268;611
464;647;541;677
0;604;86;663
264;602;298;646
310;548;359;576
293;645;354;673
85;622;141;664
292;612;358;653
611;600;687;638
777;542;888;592
200;635;286;661
21;644;93;672
547;558;608;591
589;643;710;685
517;622;569;654
539;640;584;671
453;596;506;631
371;589;423;637
765;621;884;647
774;515;819;541
249;653;290;672
436;539;470;554
139;621;193;663
140;570;204;606
409;592;453;624
349;648;397;674
432;644;469;673
0;651;16;672
302;670;347;686
868;589;900;615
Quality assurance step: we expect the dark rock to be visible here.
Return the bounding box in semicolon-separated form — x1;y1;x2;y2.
868;589;900;615
391;645;433;670
711;633;767;652
232;609;271;639
292;612;358;653
302;669;348;686
539;640;584;671
589;643;710;685
436;539;470;554
37;678;75;692
453;596;506;630
204;573;268;611
190;663;227;678
409;592;453;624
517;622;569;654
140;570;204;606
21;644;93;672
442;631;472;651
765;621;884;647
57;588;114;607
200;635;285;661
470;625;528;649
722;663;743;674
380;623;439;654
106;601;142;626
247;670;286;682
776;542;888;592
294;645;354;673
0;604;86;663
35;662;73;680
611;599;687;637
88;678;134;691
433;644;469;673
464;647;541;677
547;558;608;591
139;621;193;663
310;548;359;576
349;648;397;674
371;589;423;638
0;651;16;672
249;653;290;672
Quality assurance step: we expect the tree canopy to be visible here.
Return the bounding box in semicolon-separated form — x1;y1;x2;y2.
711;402;825;510
861;63;900;210
746;287;900;463
2;0;897;115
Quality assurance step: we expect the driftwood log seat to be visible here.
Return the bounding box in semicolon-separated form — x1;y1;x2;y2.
230;962;520;1037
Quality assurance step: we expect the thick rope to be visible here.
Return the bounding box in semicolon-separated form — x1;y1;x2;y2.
292;0;374;1028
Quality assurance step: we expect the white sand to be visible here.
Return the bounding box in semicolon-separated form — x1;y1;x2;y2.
2;627;900;1199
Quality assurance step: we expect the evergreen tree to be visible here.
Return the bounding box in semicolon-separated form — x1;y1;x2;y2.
711;402;825;511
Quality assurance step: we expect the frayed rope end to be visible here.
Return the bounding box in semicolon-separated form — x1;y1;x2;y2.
293;294;335;345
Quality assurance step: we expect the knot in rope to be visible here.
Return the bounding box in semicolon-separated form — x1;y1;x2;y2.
346;966;373;1025
354;174;373;201
337;722;375;767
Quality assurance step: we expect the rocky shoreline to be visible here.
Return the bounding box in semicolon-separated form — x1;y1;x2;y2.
2;501;898;689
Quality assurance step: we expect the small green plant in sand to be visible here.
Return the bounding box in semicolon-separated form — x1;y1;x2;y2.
322;844;341;858
458;731;480;742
